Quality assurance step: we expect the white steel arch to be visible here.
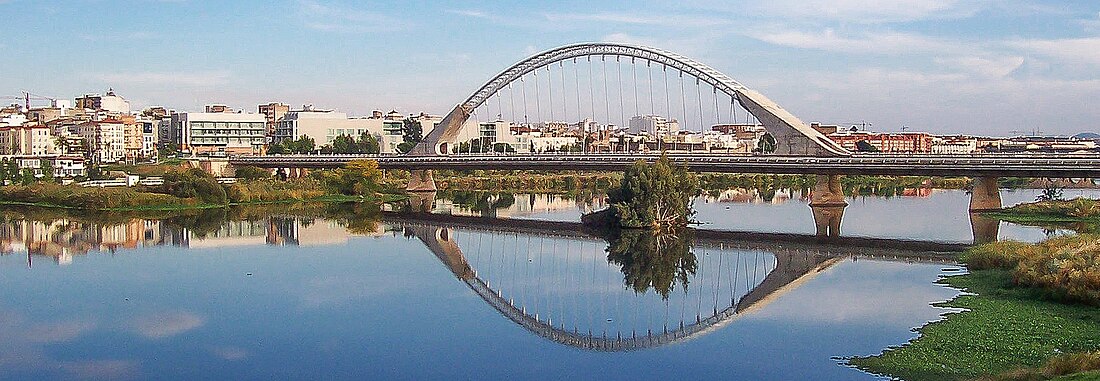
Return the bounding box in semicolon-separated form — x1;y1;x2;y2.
411;42;850;156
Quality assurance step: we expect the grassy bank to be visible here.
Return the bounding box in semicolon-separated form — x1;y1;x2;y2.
986;198;1100;235
991;199;1100;222
852;236;1100;381
0;179;405;212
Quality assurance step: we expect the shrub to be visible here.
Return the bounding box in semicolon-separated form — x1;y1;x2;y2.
966;235;1100;305
963;241;1035;270
157;168;227;205
233;166;271;181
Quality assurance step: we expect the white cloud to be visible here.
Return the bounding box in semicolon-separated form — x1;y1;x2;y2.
210;346;249;361
748;0;981;23
95;71;231;87
543;12;729;27
749;28;968;55
445;9;488;19
1006;37;1100;66
934;56;1025;78
297;0;406;33
132;311;204;339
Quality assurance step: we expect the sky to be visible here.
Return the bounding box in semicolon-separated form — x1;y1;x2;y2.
1;0;1098;135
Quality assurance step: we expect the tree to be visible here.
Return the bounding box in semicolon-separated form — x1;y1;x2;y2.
234;166;270;181
292;136;315;154
396;141;417;154
1;160;18;185
85;165;108;180
19;169;36;185
402;117;423;144
331;135;359;154
324;159;382;196
358;132;379;154
159;168;227;205
607;155;699;230
755;133;778;154
267;140;288;154
38;159;54;182
606;228;697;298
1036;181;1065;202
855;140;879;152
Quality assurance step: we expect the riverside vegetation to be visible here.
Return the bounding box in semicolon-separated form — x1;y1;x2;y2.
0;160;402;211
854;199;1100;381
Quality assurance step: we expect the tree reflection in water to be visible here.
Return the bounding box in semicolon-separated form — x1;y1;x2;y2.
322;202;383;234
605;228;698;299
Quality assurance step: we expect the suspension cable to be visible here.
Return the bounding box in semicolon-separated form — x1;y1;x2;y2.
547;65;554;123
617;56;625;131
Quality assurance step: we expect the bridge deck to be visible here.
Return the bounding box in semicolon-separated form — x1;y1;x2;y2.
232;153;1100;177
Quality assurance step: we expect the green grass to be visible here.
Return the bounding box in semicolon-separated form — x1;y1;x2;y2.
1052;370;1100;380
850;270;1100;381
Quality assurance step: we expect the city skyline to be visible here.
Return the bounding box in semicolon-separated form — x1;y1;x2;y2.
1;1;1099;135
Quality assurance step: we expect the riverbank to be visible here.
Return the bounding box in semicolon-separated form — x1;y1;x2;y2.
851;236;1100;381
0;180;405;212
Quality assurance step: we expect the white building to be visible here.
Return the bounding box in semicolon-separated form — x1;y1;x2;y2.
274;109;386;146
628;115;679;136
140;120;158;159
75;90;130;114
931;137;978;154
171;112;266;156
76;120;125;163
0;125;56;156
1;114;27;127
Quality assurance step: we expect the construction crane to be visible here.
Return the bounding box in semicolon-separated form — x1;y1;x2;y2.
0;91;58;110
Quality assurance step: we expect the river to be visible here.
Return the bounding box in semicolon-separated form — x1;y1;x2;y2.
0;187;1094;380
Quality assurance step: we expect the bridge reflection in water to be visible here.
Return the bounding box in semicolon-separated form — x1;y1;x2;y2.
389;214;959;351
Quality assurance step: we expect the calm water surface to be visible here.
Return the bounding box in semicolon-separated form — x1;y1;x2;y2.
0;207;963;380
432;188;1100;243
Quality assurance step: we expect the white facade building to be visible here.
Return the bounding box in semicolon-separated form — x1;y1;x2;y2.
76;120;126;163
0;125;56;156
274;110;382;144
931;137;978;154
628;115;679;136
75;90;131;114
171;112;266;155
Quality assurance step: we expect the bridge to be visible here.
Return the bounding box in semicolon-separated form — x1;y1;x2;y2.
230;42;1100;220
385;212;960;351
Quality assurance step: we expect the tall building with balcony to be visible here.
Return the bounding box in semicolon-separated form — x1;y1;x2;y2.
170;112;266;156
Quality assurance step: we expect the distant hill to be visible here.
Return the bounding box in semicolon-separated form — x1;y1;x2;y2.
1073;132;1100;140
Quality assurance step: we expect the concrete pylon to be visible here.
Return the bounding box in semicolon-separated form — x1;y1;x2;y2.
407;170;437;192
969;212;1000;245
808;175;846;238
809;175;847;206
811;205;845;238
407;191;436;213
969;177;1002;212
409;105;469;156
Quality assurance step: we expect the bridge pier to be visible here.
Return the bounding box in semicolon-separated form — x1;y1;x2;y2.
407;191;437;213
969;212;1001;245
286;167;309;179
407;170;438;192
969;176;1002;212
809;175;847;237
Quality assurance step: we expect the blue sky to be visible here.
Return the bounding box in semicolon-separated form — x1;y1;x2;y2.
1;0;1098;135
